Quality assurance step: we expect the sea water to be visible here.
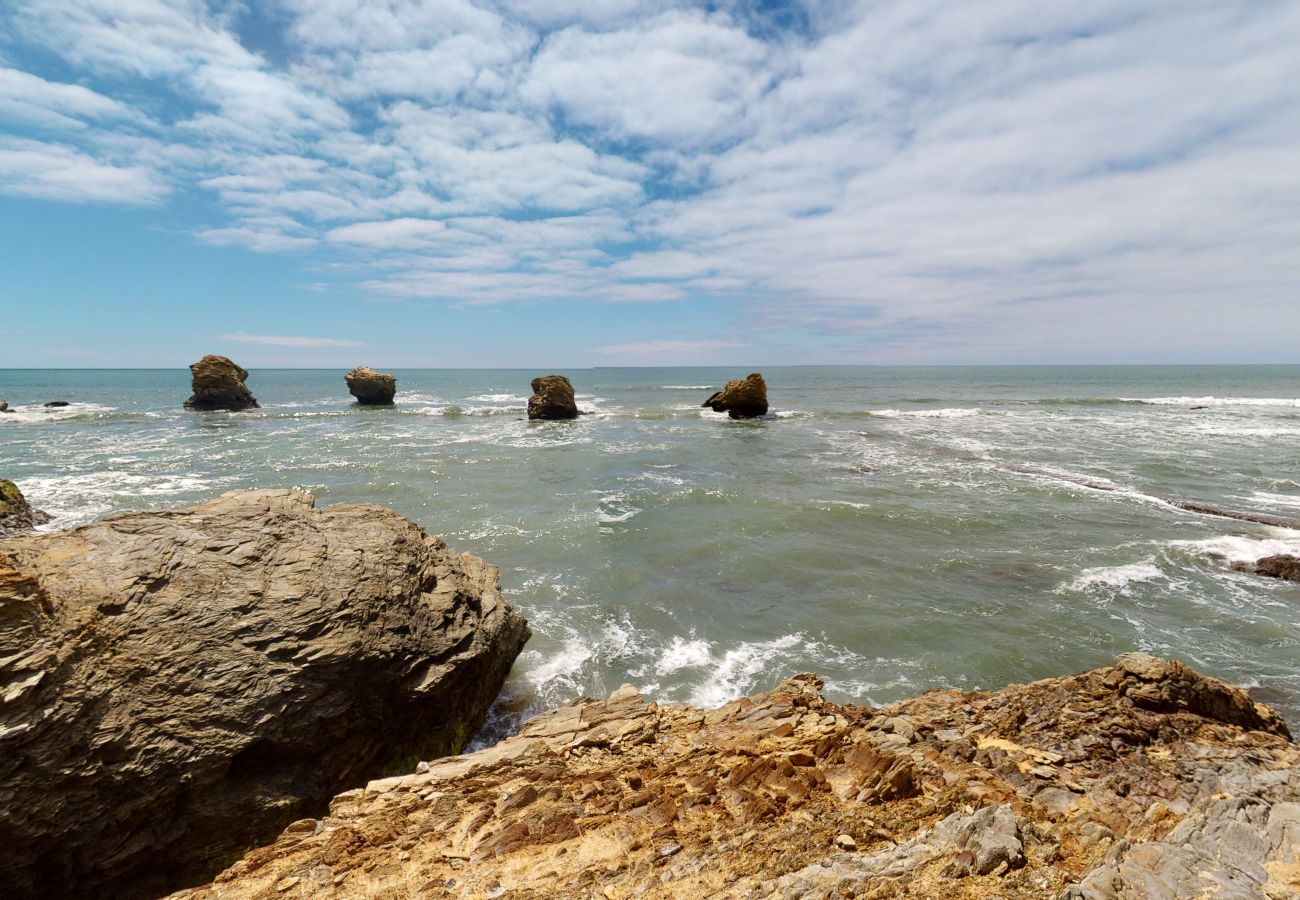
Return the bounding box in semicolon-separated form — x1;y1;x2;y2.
2;366;1298;736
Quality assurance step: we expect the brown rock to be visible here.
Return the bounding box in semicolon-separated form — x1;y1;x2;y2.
702;372;768;419
345;367;397;405
184;355;259;411
0;489;529;898
1233;553;1300;582
0;478;51;537
527;375;579;420
170;656;1297;900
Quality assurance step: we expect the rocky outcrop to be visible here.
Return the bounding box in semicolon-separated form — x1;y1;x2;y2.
0;480;51;538
527;374;579;420
184;355;259;411
0;489;529;899
345;367;397;405
1234;554;1300;582
41;401;69;408
0;401;11;413
703;372;769;419
173;653;1296;899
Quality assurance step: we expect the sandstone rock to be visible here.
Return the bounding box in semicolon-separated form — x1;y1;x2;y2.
172;657;1295;900
527;374;579;420
184;355;259;411
702;372;768;419
0;489;529;898
344;367;397;405
1233;554;1300;583
0;479;51;537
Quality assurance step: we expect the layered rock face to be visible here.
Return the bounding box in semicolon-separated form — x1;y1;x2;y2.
703;372;769;419
175;653;1296;899
184;355;259;411
0;490;529;899
0;479;50;537
345;367;397;405
527;375;579;420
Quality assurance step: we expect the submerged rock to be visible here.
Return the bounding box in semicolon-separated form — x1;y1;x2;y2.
0;479;51;537
0;401;10;413
173;653;1294;900
184;354;259;411
41;401;69;408
1234;554;1300;582
527;374;579;420
345;366;397;405
0;489;529;899
703;372;769;419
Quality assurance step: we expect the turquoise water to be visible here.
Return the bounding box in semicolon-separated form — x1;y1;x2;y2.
2;366;1299;733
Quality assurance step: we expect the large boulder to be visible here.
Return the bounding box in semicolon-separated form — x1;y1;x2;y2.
0;479;51;538
184;355;259;411
345;367;397;405
172;655;1295;900
702;372;769;419
1234;554;1300;582
0;489;529;899
527;374;579;420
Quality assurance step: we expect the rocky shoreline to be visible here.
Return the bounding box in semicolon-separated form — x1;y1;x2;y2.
167;653;1297;900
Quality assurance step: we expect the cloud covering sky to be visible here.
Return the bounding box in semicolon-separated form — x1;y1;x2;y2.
1;0;1298;366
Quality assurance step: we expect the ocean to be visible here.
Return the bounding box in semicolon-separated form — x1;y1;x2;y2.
2;366;1299;735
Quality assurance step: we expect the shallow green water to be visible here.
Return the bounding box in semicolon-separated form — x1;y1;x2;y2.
3;366;1298;734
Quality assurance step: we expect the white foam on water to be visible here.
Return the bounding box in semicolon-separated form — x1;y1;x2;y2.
1245;491;1300;510
1170;530;1300;566
468;393;524;403
1122;396;1300;407
662;385;712;390
869;407;984;419
0;402;117;424
597;492;641;524
687;633;804;708
653;636;713;676
1061;558;1163;593
774;410;809;418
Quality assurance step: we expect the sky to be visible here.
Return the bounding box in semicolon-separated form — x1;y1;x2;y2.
1;0;1298;368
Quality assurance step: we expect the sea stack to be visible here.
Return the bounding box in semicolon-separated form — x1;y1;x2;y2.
184;355;259;411
346;366;397;405
0;489;529;898
527;374;579;420
702;372;768;419
0;478;51;537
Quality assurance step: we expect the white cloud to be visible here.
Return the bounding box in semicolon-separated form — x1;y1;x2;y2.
219;332;363;347
0;137;166;203
0;67;146;130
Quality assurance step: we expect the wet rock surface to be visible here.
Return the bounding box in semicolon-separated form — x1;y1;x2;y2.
345;367;397;405
703;372;769;419
184;355;259;411
0;479;51;537
0;489;529;899
1235;554;1300;583
175;652;1296;899
527;374;579;420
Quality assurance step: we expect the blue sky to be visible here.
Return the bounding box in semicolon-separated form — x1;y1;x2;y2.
1;1;1298;367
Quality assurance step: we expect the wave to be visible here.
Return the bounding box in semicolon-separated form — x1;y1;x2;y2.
412;404;524;417
1170;532;1300;566
0;402;118;424
1061;558;1163;593
467;393;525;403
661;385;712;390
1120;396;1300;407
870;407;984;419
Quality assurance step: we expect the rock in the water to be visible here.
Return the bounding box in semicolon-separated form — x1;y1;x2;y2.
184;355;259;411
173;656;1296;900
42;401;69;408
0;489;529;899
0;479;51;537
1233;554;1300;582
702;372;769;419
527;374;579;420
345;366;397;405
0;401;10;413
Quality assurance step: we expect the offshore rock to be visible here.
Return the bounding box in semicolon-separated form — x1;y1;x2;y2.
1234;554;1300;582
42;401;69;408
0;479;51;537
345;366;397;405
184;355;259;411
175;653;1296;899
0;489;529;899
703;372;769;419
527;374;579;420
